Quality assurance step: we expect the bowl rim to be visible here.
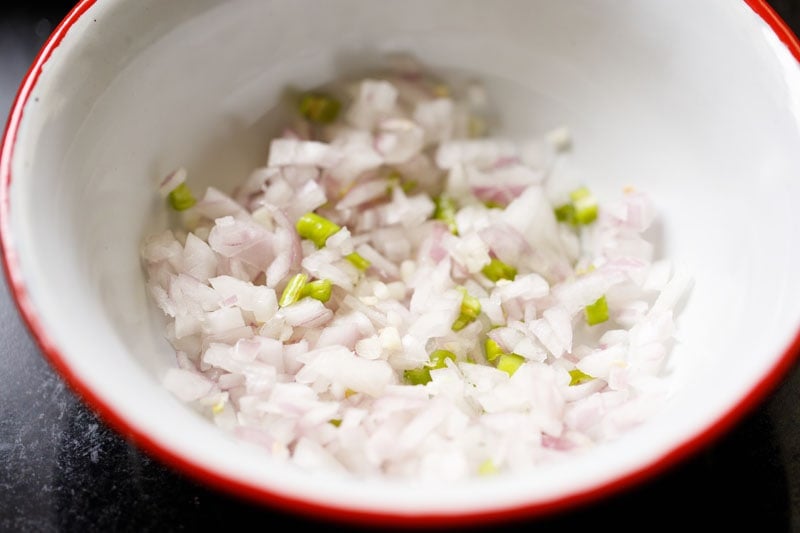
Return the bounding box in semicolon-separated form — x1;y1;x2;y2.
1;0;800;527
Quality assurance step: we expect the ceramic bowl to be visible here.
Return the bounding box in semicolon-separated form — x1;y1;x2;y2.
2;0;800;527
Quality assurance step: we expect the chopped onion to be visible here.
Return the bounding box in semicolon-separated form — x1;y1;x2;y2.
144;63;688;481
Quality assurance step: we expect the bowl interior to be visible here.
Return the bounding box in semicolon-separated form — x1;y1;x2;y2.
6;0;800;519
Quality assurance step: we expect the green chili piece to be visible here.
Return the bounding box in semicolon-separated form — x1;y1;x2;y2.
279;273;309;307
168;182;196;211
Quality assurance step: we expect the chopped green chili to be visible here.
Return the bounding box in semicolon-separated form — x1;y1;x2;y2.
433;195;458;235
299;278;333;303
496;353;526;376
168;182;196;211
403;350;456;385
585;295;609;326
554;186;599;226
279;273;309;307
296;212;341;248
452;288;481;331
345;252;370;271
570;186;598;225
568;368;594;386
481;258;517;282
484;338;503;362
298;93;341;124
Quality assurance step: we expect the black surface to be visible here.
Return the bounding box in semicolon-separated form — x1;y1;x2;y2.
1;2;799;531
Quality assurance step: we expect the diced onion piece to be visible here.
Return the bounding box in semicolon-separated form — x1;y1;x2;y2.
159;167;187;197
268;139;339;168
163;368;214;402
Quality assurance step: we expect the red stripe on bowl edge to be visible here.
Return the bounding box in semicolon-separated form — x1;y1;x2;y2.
1;0;800;528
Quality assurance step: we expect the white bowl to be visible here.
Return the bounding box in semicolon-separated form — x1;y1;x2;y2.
2;0;800;526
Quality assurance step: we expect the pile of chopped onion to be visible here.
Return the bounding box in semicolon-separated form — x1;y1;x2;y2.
142;59;689;480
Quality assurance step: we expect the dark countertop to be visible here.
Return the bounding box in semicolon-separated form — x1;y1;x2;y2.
1;2;799;531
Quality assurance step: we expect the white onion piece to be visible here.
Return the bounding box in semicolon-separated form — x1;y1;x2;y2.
375;118;425;164
330;130;384;183
279;298;334;328
413;98;454;145
337;179;389;210
267;139;340;168
158;167;187;197
436;139;518;170
163;368;215;402
347;79;399;130
296;346;395;397
208;216;275;272
182;234;217;281
194;187;249;221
